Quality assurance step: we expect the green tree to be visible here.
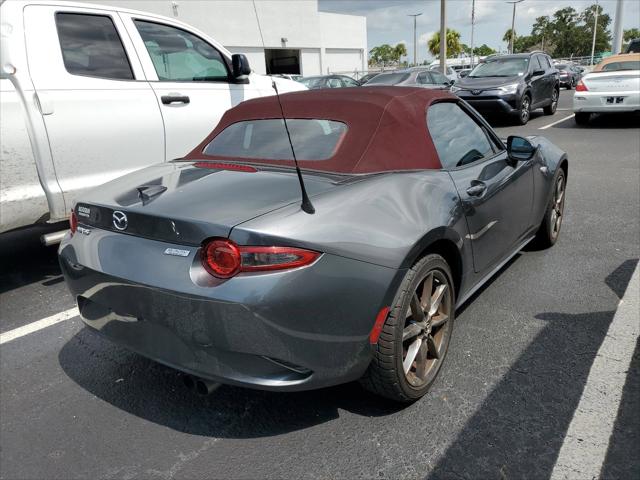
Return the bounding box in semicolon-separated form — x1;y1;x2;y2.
532;16;554;51
624;28;640;41
580;4;611;56
473;44;496;56
369;44;394;67
427;29;462;57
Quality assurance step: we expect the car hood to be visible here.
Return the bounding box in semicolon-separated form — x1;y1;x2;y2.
456;75;522;89
73;161;342;245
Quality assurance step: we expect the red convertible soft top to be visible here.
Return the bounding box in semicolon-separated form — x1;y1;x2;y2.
186;86;455;174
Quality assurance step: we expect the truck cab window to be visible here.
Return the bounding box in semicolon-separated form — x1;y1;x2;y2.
134;20;229;82
55;13;134;80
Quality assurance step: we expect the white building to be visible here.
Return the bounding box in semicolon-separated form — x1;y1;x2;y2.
89;0;367;76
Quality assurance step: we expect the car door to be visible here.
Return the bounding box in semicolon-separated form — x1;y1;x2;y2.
120;14;262;160
529;55;546;106
427;101;534;273
23;5;165;207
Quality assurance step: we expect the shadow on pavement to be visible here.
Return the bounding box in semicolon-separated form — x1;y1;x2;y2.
0;223;66;294
58;326;404;439
427;259;638;480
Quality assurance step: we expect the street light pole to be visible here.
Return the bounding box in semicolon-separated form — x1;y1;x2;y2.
506;0;524;54
408;13;422;66
590;1;599;66
470;0;475;68
439;0;446;73
612;0;624;54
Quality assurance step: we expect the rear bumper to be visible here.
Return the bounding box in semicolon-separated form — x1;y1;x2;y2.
573;91;640;113
59;230;399;391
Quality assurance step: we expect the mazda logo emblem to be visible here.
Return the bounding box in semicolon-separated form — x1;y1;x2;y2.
112;211;128;231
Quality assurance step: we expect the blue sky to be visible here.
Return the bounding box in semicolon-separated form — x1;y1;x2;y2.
318;0;640;62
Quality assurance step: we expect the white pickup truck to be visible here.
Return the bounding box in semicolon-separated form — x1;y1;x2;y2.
0;0;304;239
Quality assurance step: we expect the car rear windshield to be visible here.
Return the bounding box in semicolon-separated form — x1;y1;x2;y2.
601;60;640;71
469;58;529;77
203;119;348;161
365;72;411;85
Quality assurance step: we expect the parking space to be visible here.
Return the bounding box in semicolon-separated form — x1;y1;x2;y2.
1;90;639;479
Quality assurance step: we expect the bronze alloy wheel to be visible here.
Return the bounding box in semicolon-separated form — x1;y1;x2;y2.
401;268;453;388
550;172;566;240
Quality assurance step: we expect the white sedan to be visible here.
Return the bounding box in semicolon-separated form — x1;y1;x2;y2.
573;53;640;125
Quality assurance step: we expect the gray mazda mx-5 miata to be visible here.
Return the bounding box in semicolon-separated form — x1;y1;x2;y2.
59;87;568;402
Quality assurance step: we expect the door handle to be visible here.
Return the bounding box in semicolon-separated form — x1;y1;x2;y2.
161;95;190;105
466;182;487;197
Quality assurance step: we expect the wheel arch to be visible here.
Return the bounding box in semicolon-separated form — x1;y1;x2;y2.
400;227;464;301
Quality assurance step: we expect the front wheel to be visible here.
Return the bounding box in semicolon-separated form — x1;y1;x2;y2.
360;254;455;403
544;88;559;115
534;169;566;248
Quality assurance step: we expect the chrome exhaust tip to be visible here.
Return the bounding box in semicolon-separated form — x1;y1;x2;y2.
41;230;67;246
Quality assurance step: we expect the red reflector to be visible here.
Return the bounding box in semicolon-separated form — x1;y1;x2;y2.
69;210;78;235
369;306;390;344
200;239;320;279
575;80;588;92
194;162;257;173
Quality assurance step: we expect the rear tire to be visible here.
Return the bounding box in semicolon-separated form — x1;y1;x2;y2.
533;169;566;249
544;88;559;115
575;112;591;125
360;254;455;403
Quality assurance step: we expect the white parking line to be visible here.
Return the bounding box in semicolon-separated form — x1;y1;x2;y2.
550;264;640;480
0;307;78;345
539;114;575;130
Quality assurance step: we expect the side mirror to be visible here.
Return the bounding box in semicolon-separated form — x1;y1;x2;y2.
448;79;455;85
533;69;545;76
507;136;536;163
232;54;251;78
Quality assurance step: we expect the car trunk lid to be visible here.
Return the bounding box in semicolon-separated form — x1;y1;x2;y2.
74;161;344;246
582;71;640;92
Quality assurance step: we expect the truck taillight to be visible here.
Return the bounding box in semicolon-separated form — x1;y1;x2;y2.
575;80;588;92
201;238;320;279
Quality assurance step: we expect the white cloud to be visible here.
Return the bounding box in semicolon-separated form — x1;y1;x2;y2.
419;32;435;46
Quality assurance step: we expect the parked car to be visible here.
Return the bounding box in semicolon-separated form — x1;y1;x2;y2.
59;87;568;402
452;52;559;125
573;53;640;125
0;0;305;237
272;74;303;82
359;72;382;84
364;68;453;89
429;64;459;82
458;68;473;78
299;75;360;89
556;63;582;89
627;38;640;53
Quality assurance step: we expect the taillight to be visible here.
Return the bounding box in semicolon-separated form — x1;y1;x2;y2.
69;210;78;235
575;80;588;92
201;239;320;279
202;239;241;278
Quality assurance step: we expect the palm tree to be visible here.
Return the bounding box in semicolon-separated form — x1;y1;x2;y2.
427;29;462;57
503;28;516;52
393;43;408;64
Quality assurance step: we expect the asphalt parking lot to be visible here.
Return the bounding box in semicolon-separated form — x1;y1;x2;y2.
1;90;639;480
